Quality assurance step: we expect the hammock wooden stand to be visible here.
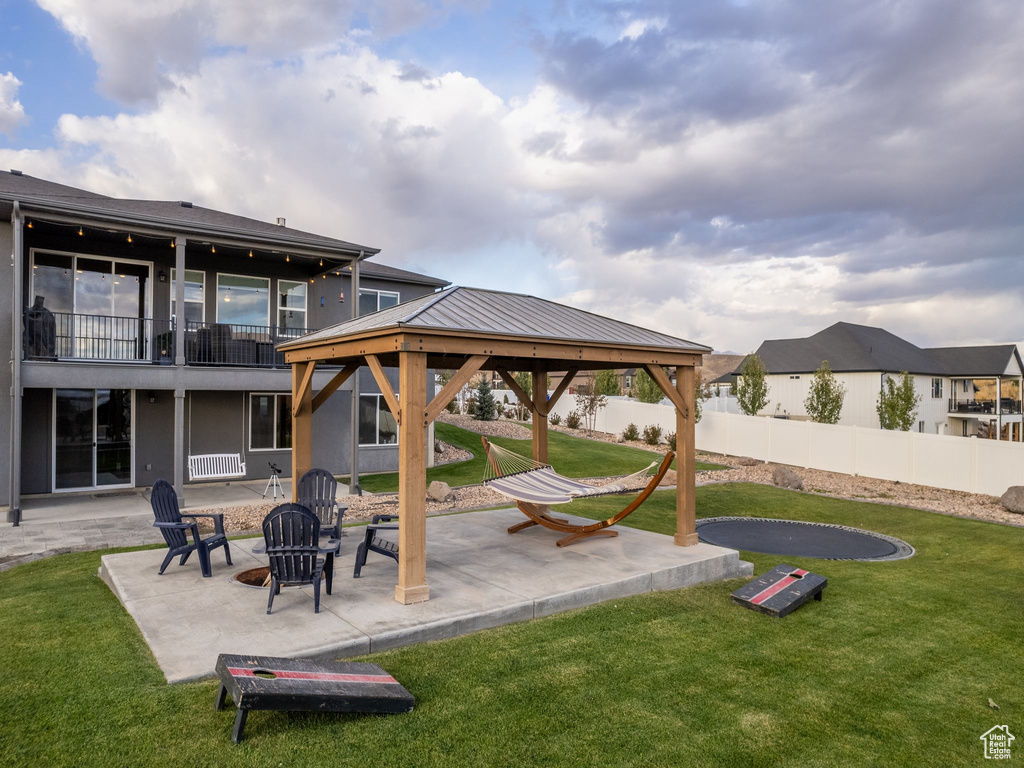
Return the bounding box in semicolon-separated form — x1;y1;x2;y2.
482;437;675;547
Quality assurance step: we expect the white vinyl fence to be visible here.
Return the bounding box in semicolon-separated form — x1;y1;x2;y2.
547;397;1024;497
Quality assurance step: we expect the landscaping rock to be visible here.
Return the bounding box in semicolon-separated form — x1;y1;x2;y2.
659;468;677;486
771;465;804;490
999;486;1024;514
427;480;453;503
736;457;760;467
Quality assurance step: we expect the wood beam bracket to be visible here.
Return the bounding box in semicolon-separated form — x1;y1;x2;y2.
544;367;578;416
366;354;402;425
494;366;534;413
426;355;489;425
643;364;688;417
312;361;360;414
292;361;318;416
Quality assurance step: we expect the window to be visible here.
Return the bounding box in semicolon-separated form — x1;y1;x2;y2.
931;378;943;398
277;280;307;332
358;288;400;316
359;394;398;446
918;421;925;433
217;274;270;326
249;393;292;451
789;375;801;380
171;269;205;324
963;380;970;393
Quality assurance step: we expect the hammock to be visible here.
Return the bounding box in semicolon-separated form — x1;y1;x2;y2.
480;437;675;547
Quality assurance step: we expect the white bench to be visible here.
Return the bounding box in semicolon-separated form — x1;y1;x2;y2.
188;454;247;482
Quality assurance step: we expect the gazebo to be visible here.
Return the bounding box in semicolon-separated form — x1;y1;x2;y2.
278;287;711;604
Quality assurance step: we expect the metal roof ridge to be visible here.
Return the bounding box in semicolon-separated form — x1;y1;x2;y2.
396;286;461;324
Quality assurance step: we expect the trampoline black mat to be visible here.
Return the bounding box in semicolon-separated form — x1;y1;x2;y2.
696;517;914;561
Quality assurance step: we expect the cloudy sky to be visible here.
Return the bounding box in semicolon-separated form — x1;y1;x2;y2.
1;0;1022;353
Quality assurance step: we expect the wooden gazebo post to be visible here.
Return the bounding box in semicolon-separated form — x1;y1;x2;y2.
532;363;548;463
675;365;698;546
396;350;429;604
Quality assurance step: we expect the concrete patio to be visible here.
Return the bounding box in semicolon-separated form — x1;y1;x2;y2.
99;507;752;683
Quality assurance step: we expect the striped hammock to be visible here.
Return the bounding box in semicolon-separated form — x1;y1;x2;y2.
482;442;657;506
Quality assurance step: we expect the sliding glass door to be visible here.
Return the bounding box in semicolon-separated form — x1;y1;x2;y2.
54;389;133;490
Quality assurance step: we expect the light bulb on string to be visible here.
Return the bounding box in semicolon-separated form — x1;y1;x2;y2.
127;233;133;244
78;227;83;236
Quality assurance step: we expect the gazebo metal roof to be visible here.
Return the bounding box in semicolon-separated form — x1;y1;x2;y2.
279;286;710;354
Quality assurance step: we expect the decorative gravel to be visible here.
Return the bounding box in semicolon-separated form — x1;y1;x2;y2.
436;412;532;439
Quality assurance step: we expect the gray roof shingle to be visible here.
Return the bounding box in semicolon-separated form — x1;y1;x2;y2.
742;322;1019;377
280;286;710;352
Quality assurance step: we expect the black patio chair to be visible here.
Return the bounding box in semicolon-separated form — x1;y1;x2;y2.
262;504;338;614
150;479;232;578
297;468;346;539
353;514;399;578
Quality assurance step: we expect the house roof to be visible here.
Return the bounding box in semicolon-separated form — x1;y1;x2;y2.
925;345;1021;377
356;261;449;287
739;321;1021;378
0;169;378;257
279;286;711;353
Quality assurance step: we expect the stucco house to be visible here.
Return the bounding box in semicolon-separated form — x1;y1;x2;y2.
733;322;1023;440
1;169;448;523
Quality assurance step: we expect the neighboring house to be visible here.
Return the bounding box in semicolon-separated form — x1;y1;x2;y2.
1;170;448;522
733;322;1023;440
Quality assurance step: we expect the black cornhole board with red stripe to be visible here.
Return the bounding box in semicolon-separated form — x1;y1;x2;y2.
731;564;827;618
215;654;415;743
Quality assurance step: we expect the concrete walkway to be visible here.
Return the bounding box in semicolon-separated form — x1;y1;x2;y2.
0;480;298;562
99;507;752;683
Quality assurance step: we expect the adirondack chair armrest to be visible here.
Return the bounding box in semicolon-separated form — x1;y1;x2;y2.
180;512;226;535
369;514;398;526
266;546;322;556
153;520;193;530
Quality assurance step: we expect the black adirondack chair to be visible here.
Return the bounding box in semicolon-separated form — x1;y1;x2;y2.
297;468;346;539
353;514;399;578
262;504;338;614
150;479;232;578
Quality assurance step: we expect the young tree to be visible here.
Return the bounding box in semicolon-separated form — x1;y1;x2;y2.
472;378;497;421
594;369;622;397
694;370;711;424
632;368;665;404
736;354;770;416
877;372;921;430
573;373;608;436
510;371;533;421
804;360;846;424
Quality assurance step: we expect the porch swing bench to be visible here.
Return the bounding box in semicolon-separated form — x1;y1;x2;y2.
188;454;247;482
481;437;675;547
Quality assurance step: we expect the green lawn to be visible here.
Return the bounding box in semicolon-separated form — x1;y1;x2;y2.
1;484;1021;766
345;421;724;493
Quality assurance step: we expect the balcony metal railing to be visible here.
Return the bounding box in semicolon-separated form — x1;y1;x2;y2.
23;309;174;364
185;321;313;368
948;398;1023;415
23;311;318;369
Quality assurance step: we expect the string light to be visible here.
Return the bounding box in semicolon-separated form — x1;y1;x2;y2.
170;240;175;248
249;250;253;258
211;244;216;253
286;254;290;263
127;233;132;243
26;220;32;229
78;227;83;236
319;257;323;266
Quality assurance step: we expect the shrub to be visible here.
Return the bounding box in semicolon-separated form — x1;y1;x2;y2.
503;407;516;419
445;398;460;415
642;424;663;445
665;431;677;451
549;412;562;426
622;423;639;441
565;410;582;429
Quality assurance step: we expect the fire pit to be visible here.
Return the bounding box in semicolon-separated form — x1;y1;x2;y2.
234;567;271;588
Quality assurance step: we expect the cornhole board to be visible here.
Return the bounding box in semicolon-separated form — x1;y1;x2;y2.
731;564;826;618
215;654;415;743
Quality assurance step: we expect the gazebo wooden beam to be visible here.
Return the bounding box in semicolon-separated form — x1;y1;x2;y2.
543;367;578;416
532;362;548;463
426;354;489;424
396;350;429;604
642;364;688;415
311;361;360;414
675;366;698;546
365;354;402;426
292;361;318;417
494;366;534;413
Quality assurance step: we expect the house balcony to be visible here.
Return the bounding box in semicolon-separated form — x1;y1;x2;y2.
23;309;315;370
947;398;1022;416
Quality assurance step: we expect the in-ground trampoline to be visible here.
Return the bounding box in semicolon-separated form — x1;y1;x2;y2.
696;517;914;562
